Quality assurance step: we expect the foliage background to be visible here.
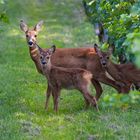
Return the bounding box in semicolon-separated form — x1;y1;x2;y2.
83;0;140;65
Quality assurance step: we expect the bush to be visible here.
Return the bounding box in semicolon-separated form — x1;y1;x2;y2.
83;0;140;63
102;91;140;109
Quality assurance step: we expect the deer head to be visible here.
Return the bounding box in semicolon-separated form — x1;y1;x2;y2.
94;44;114;68
39;45;56;65
20;20;43;47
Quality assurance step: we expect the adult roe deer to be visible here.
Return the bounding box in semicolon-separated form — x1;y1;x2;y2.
94;44;140;92
39;45;98;112
20;20;124;109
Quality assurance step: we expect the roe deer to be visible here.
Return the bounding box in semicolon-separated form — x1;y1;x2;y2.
39;45;98;112
20;20;124;109
94;44;140;93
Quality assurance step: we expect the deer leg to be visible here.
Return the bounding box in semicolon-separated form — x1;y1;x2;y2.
83;97;90;109
80;86;98;110
45;83;52;110
98;73;121;93
98;73;131;93
51;91;55;110
100;73;130;93
91;79;103;101
84;91;98;110
52;89;60;112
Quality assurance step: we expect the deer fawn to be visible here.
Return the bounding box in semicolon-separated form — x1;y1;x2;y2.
20;20;124;109
94;44;140;93
38;45;98;112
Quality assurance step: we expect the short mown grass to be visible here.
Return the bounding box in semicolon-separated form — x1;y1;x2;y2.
0;0;140;140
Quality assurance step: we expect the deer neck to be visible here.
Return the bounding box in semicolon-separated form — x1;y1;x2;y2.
106;61;115;71
29;44;39;60
29;43;43;74
104;62;115;81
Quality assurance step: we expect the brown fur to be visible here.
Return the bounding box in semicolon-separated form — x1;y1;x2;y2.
95;44;140;93
106;62;140;92
39;46;98;112
20;21;122;104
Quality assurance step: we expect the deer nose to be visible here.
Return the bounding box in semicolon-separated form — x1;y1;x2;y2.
102;62;106;66
28;41;33;46
42;61;46;65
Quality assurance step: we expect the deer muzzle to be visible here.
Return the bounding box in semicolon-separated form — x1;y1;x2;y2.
102;61;107;67
41;61;47;65
28;41;33;46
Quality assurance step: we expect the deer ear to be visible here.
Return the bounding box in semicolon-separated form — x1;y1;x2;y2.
94;44;102;57
34;20;44;32
48;45;56;54
20;20;28;32
94;43;99;53
94;43;98;49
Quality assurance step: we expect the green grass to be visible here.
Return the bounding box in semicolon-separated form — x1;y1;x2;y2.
0;0;140;140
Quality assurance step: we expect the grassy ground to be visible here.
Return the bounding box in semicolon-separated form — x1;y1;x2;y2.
0;0;140;140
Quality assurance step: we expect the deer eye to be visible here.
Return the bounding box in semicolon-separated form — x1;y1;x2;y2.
100;56;103;59
26;35;29;37
40;56;43;59
46;57;49;59
106;56;109;59
35;35;37;37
